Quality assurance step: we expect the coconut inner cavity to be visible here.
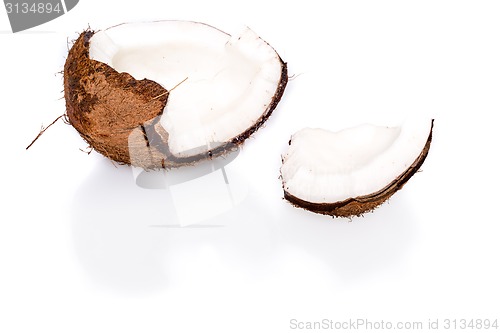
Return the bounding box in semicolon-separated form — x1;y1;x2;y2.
89;21;283;158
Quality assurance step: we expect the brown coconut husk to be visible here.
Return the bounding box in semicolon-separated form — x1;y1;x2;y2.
64;29;288;169
64;30;170;169
283;120;434;218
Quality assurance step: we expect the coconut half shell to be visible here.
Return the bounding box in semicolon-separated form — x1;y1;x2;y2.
280;119;434;218
64;21;287;169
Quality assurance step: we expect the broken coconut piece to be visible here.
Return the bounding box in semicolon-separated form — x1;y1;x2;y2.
280;119;434;217
64;21;287;169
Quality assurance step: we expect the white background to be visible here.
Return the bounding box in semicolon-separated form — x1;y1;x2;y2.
1;1;499;332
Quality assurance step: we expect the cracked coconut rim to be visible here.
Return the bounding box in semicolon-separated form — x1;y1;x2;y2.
281;119;434;217
64;20;287;169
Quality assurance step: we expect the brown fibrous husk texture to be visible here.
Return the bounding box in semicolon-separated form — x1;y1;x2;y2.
64;29;288;169
64;30;169;169
283;120;434;218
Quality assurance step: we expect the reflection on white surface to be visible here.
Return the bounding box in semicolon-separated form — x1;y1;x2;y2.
131;150;247;226
168;169;236;226
71;162;172;292
277;200;417;281
71;158;417;294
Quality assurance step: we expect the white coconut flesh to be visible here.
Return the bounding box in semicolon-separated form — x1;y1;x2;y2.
88;21;284;158
281;119;433;205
